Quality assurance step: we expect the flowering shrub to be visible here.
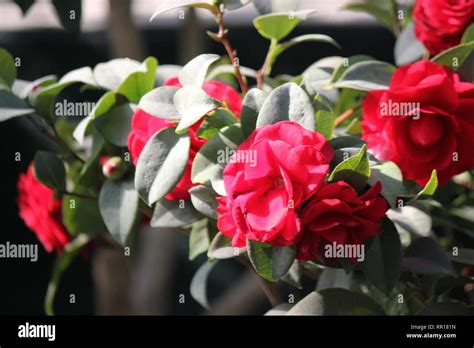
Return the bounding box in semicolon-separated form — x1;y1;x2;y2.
1;0;473;316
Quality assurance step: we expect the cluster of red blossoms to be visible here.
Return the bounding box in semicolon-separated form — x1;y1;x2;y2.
16;0;474;259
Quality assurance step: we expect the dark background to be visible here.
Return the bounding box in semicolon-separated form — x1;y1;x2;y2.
0;11;395;315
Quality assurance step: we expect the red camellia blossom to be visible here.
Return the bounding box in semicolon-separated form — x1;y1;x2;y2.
216;121;334;247
127;77;242;200
297;181;388;262
362;60;474;186
413;0;473;55
17;165;69;253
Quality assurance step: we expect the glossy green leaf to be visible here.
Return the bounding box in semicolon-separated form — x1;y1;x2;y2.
253;10;315;41
241;88;267;138
138;86;181;120
189;219;211;260
150;0;218;21
0;90;34;121
328;144;370;191
62;195;106;237
207;232;246;259
0;48;17;90
94;103;134;147
116;57;158;102
247;240;296;281
287;289;385;315
461;23;474;43
403;237;455;276
431;41;474;71
33;151;66;191
178;54;220;87
190;260;217;310
361;219;402;294
256;82;315;130
344;0;396;34
368;161;403;207
395;21;425;66
189;185;218;219
332;61;395;91
316;268;352;291
415;169;438;199
150;198;201;228
99;177;140;246
174;86;221;133
135;127;190;205
191;124;244;185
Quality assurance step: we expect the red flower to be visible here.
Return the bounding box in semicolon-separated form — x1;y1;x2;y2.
127;77;242;200
361;60;474;186
413;0;473;55
216;121;334;247
17;165;69;253
297;181;388;262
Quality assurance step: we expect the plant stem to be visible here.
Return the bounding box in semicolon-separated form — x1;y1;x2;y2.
257;39;277;89
216;10;248;95
27;115;85;163
391;0;401;38
335;106;359;127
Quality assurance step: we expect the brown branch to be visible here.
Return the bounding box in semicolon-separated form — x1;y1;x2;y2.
215;10;248;95
334;108;355;127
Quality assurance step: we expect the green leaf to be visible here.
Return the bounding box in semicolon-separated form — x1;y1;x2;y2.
368;161;403;207
12;75;57;99
52;0;82;32
286;289;385;315
189;185;218;219
99;177;140;246
94;103;134;147
73;91;120;145
431;41;474;71
135;127;190;205
247;240;296;281
252;0;300;14
190;260;217;310
361;219;402;294
150;0;218;21
394;21;425;66
328;144;370;191
116;57;158;102
272;34;340;63
0;90;34;121
387;205;432;239
59;66;97;86
178;54;220;87
256;82;315;130
62;195;106;237
44;234;91;315
329;55;373;83
189;219;211;260
461;23;474;44
403;237;455;276
314;93;336;140
174;86;221;133
281;261;303;289
415;170;438;199
0;48;17;90
253;10;315;41
138;86;181;120
332;61;395;91
196;109;237;139
33;151;66;191
344;0;396;34
150;198;201;228
34;82;76;119
241;88;267;138
221;0;251;10
207;232;246;259
316;268;352;291
191;124;244;185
